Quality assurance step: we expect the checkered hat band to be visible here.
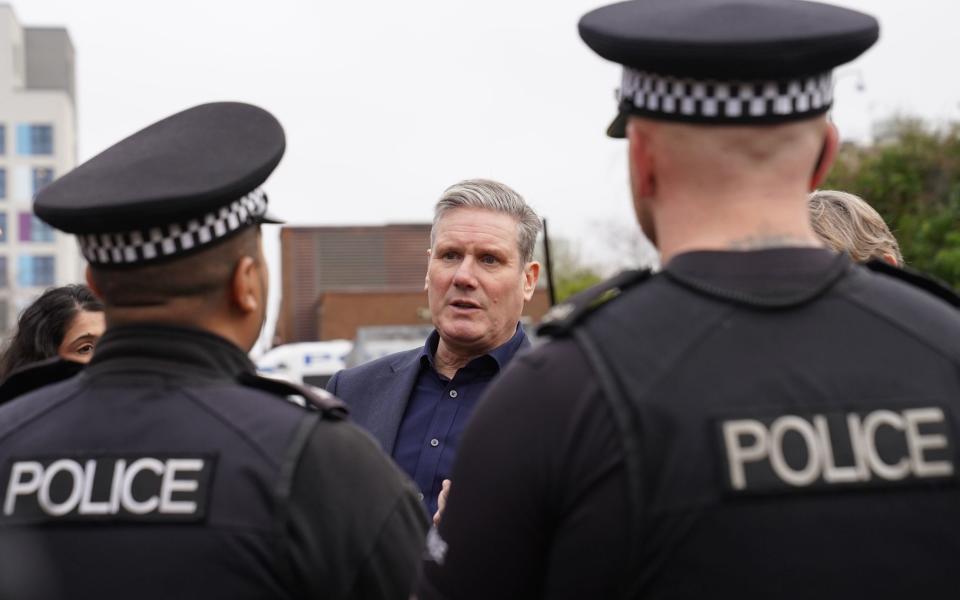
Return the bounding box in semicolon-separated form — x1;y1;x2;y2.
78;188;269;266
619;68;834;122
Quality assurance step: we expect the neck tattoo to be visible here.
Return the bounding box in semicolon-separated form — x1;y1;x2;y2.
727;234;820;251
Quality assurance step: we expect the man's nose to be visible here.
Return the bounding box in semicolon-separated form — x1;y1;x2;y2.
452;256;479;288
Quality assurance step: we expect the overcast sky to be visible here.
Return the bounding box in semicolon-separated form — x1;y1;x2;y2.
9;0;960;347
14;0;960;234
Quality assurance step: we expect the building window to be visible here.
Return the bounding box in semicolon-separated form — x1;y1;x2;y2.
0;257;7;289
32;168;55;194
17;255;55;287
0;124;5;155
12;167;29;201
16;124;54;156
19;213;55;242
0;213;6;242
0;169;5;199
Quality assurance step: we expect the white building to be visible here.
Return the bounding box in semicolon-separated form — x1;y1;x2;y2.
0;4;82;333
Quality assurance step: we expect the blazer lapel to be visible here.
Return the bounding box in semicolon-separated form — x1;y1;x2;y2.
363;328;527;453
366;349;422;453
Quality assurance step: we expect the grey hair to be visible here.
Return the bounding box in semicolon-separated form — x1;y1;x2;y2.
432;178;542;263
809;189;903;266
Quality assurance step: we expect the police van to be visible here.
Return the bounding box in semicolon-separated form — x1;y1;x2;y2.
256;340;352;389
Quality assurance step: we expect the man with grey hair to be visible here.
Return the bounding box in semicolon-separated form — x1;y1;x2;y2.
327;178;541;519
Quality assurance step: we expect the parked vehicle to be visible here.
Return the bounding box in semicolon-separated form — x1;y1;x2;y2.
256;340;353;389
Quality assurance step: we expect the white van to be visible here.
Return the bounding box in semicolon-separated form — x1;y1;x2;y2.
256;340;353;389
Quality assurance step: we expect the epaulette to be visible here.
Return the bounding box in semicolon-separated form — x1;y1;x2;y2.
0;357;84;405
237;372;348;419
865;259;960;308
538;268;652;337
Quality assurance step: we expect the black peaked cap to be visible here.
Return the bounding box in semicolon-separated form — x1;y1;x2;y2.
579;0;879;80
579;0;879;134
35;102;284;235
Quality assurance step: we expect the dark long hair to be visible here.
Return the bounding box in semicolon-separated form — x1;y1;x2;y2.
0;284;105;380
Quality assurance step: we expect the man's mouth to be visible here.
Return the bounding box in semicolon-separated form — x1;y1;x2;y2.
449;299;481;310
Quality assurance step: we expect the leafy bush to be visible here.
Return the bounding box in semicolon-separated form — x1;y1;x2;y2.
824;118;960;288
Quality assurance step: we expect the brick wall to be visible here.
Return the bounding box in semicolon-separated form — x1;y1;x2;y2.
277;224;431;344
277;223;552;344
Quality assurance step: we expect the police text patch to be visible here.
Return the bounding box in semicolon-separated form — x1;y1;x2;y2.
716;407;955;494
1;453;216;523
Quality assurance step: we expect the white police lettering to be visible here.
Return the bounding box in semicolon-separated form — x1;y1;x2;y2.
39;459;85;516
814;415;864;483
722;407;954;492
122;458;164;514
904;408;955;478
80;459;110;514
768;416;820;486
160;459;204;514
3;456;207;518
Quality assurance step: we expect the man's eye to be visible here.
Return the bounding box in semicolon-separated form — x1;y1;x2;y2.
76;344;94;355
480;255;498;265
442;251;459;260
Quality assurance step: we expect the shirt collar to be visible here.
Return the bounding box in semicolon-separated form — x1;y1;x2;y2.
419;323;528;372
487;323;528;370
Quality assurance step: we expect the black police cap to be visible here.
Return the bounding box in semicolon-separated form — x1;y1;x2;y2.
35;102;284;268
579;0;879;136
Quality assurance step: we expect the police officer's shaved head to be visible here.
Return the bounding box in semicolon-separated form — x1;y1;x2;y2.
578;0;878;257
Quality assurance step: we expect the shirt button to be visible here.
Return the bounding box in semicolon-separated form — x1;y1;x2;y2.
449;389;458;398
418;492;424;501
430;438;440;447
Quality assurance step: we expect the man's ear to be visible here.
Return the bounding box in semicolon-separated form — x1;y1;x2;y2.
627;120;656;198
424;247;432;291
522;261;541;301
231;256;260;314
84;265;103;299
810;121;840;191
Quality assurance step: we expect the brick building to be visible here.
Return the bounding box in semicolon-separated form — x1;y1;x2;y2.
275;224;550;344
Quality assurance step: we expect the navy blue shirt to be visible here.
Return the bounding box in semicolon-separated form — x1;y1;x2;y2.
392;325;528;515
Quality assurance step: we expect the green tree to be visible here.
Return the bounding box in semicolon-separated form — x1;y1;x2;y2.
824;117;960;288
538;237;603;303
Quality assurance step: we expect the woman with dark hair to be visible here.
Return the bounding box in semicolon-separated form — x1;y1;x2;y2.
0;284;105;381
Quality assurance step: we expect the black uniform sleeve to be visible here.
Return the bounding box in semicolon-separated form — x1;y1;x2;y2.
420;338;631;600
283;417;429;600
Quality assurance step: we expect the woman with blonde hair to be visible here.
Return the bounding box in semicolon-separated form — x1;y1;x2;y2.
809;189;903;266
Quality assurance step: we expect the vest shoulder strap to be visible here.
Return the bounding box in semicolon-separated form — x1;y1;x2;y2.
237;372;348;420
538;268;652;337
864;259;960;308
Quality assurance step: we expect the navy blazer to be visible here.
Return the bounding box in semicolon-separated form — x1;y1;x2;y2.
326;335;532;454
326;348;423;454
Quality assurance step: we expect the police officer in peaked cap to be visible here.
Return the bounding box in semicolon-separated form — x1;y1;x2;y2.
421;1;960;598
0;102;428;599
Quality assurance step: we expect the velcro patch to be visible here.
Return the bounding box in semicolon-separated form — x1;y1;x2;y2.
1;453;216;523
716;407;956;495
